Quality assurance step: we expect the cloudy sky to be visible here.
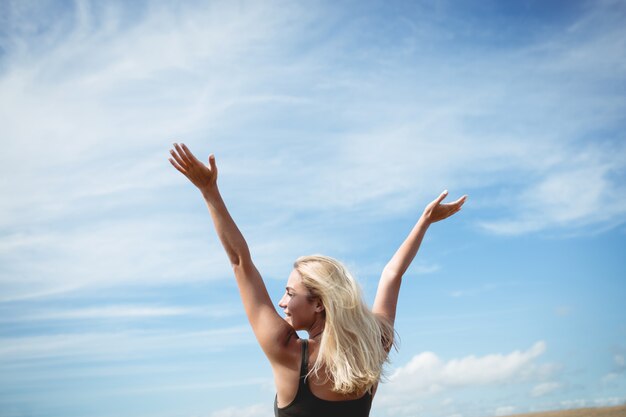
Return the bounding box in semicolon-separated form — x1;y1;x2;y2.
1;1;625;416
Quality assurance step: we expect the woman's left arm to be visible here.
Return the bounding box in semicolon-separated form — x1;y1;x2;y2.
372;190;467;326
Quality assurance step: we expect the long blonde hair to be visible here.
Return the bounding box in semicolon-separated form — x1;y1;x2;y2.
294;254;397;395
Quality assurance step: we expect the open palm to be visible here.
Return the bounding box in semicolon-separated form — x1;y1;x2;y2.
422;190;467;224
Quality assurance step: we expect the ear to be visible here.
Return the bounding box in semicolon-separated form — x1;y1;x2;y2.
314;299;325;313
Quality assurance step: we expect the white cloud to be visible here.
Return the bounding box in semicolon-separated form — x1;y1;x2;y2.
554;306;572;317
376;341;551;410
603;351;626;384
559;396;624;409
494;406;516;416
0;210;320;300
602;373;620;384
449;281;519;298
384;403;425;416
0;0;322;226
0;304;240;322
593;397;626;407
1;0;624;257
210;403;272;417
531;381;561;397
0;0;624;307
107;378;272;396
0;217;232;300
372;345;559;417
478;153;626;236
561;398;588;409
0;326;252;362
414;263;441;274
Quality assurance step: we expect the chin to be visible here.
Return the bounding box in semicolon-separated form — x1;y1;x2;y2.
285;318;300;329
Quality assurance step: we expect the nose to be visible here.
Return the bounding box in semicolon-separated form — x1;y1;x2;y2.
278;293;287;309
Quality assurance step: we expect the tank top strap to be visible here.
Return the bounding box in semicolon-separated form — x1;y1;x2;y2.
299;339;309;381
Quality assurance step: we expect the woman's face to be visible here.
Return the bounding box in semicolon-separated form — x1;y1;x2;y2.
278;269;322;330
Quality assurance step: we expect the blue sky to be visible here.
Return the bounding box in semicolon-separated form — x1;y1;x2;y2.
1;1;625;417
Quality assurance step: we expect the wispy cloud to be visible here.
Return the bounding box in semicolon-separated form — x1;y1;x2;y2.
0;326;252;362
0;0;624;306
531;381;562;397
559;397;626;409
102;378;273;397
449;281;520;298
0;304;240;322
209;403;272;417
603;349;626;385
494;405;517;417
1;0;624;248
0;217;233;301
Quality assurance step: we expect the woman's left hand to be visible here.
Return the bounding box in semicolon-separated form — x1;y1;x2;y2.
422;190;467;224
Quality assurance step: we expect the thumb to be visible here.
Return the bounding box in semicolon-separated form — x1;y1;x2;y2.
208;154;217;171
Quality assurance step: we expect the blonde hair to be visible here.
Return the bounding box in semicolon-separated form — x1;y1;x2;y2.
294;254;397;395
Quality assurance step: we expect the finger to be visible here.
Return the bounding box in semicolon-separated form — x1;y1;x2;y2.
181;143;201;165
169;148;188;169
168;157;188;176
435;189;448;205
174;143;193;166
208;153;217;172
451;195;467;208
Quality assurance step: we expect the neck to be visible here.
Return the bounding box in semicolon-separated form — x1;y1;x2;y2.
307;317;325;340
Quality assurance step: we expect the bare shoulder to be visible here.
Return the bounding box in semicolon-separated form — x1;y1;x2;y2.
269;327;302;369
272;333;305;408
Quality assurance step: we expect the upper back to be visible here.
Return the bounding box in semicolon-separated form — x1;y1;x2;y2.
274;339;374;417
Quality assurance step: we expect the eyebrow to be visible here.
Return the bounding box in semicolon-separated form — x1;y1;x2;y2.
286;286;296;292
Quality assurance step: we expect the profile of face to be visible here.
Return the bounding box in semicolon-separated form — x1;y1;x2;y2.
278;269;324;330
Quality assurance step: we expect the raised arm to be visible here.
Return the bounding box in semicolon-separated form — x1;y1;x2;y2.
372;190;467;326
168;143;293;362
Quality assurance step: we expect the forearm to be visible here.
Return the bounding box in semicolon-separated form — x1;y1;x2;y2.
383;215;430;278
200;186;251;266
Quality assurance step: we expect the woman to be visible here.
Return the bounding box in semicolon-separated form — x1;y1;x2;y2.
168;143;466;417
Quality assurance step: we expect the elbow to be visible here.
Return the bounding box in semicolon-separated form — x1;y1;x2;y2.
382;266;402;280
229;255;242;268
228;241;252;268
380;271;403;287
230;251;252;269
230;256;244;269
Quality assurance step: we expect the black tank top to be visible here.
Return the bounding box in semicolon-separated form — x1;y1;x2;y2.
274;340;373;417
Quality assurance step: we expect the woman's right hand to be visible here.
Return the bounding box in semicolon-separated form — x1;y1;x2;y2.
421;190;467;225
168;142;218;193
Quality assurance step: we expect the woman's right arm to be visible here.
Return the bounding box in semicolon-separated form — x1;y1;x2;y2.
372;190;467;326
168;143;295;361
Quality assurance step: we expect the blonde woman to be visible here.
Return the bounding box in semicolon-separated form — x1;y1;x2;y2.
168;143;467;417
